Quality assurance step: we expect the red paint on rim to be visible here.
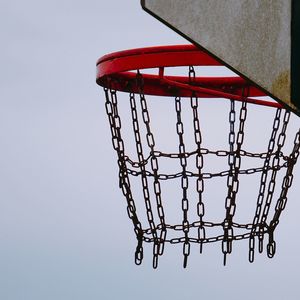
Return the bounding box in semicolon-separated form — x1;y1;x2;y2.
96;45;282;108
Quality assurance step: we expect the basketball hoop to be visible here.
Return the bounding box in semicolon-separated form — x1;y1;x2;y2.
96;45;300;268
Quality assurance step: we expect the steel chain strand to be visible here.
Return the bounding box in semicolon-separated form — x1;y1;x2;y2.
189;66;206;253
222;99;236;265
175;96;190;268
141;221;265;246
272;132;300;223
104;86;144;265
136;71;167;265
143;230;265;245
108;87;145;262
109;89;125;189
142;220;254;232
223;98;248;265
124;148;287;170
272;129;300;225
111;88;145;264
259;110;290;258
267;129;300;257
248;108;282;262
152;148;287;160
142;220;253;232
129;90;160;268
126;161;288;182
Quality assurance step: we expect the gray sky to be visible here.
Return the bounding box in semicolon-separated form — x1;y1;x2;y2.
1;1;300;299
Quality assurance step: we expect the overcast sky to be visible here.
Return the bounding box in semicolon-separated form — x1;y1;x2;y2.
1;1;300;299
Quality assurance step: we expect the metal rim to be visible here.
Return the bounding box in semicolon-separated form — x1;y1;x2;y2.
96;45;282;108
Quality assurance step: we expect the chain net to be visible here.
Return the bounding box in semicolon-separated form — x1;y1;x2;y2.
103;69;300;268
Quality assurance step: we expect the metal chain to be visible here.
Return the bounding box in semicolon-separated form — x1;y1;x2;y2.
142;220;254;233
123;148;287;168
104;86;144;265
129;90;160;268
189;66;206;254
222;99;247;265
175;96;190;268
126;162;288;180
136;72;167;268
269;129;300;230
259;110;290;258
249;108;282;262
142;231;265;244
103;74;298;268
222;100;236;263
124;149;287;170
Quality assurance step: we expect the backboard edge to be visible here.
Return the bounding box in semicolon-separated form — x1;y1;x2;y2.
140;0;299;116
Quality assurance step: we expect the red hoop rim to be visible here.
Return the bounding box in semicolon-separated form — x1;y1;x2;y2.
96;45;282;108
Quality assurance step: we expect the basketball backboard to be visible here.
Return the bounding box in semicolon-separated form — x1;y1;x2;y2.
141;0;300;116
